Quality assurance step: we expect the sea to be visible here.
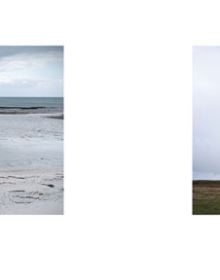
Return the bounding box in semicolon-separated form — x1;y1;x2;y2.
0;97;63;114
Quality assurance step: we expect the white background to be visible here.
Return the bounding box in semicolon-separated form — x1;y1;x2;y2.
0;0;218;279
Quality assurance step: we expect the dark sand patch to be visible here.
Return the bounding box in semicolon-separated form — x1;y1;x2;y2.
193;180;220;214
45;114;64;120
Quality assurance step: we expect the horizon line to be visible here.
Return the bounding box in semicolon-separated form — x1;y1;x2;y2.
0;96;63;98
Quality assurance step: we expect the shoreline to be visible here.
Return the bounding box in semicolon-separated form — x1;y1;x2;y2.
0;111;64;119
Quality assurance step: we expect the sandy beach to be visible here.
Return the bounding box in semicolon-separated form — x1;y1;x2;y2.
0;112;64;214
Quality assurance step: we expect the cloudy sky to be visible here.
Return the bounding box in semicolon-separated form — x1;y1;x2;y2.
0;46;63;97
193;46;220;179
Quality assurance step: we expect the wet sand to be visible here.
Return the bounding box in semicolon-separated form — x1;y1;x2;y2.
0;169;63;214
0;113;63;214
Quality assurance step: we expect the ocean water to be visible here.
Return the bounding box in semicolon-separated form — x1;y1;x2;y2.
0;97;63;113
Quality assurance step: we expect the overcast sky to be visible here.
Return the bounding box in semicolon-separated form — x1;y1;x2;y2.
193;46;220;179
0;46;63;97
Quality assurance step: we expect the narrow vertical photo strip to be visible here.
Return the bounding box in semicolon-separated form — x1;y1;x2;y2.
193;46;220;214
0;46;64;214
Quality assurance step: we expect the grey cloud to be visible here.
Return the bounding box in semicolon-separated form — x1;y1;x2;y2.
0;46;63;97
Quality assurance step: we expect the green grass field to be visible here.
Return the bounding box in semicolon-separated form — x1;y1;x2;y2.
193;181;220;214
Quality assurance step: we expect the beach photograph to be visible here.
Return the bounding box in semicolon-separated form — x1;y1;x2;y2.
193;46;220;214
0;46;63;214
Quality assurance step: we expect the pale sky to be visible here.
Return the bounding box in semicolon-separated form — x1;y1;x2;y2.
0;46;63;97
193;46;220;179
